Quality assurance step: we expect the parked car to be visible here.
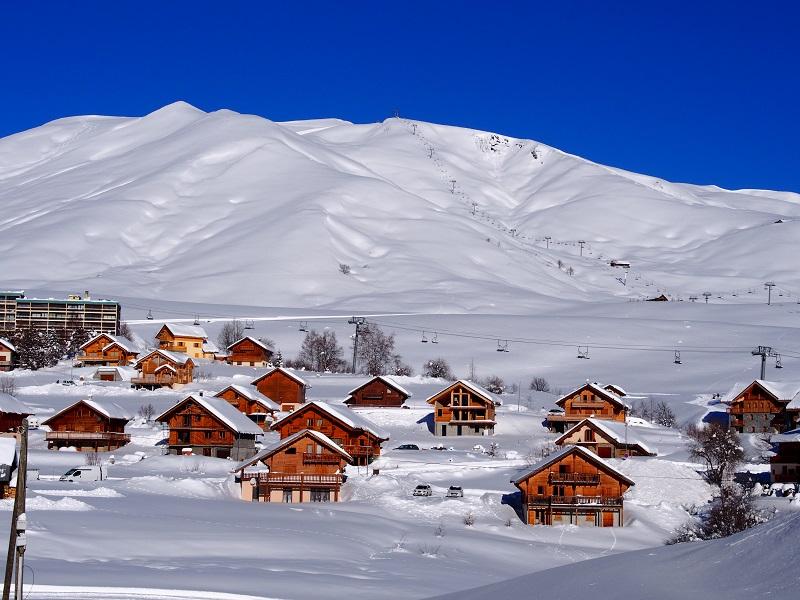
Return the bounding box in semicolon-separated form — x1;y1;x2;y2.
396;444;420;450
430;444;447;451
413;484;432;497
60;380;77;386
60;465;104;482
446;485;464;498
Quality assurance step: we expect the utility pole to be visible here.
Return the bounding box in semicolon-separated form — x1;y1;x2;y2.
348;317;366;374
578;240;585;256
544;236;551;249
751;346;774;379
765;281;776;305
3;419;27;600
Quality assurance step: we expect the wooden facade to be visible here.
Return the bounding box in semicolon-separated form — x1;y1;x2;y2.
555;418;655;458
770;430;800;483
156;324;212;360
513;445;634;527
77;333;139;366
251;367;309;411
236;429;351;503
226;336;274;367
132;349;194;389
727;380;799;434
156;394;262;460
272;401;388;465
345;376;411;408
427;380;497;437
41;399;131;451
0;437;17;499
214;384;279;430
0;393;32;434
0;338;15;371
546;383;629;433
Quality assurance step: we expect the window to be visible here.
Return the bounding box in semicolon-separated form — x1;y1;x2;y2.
316;419;324;428
178;341;185;347
311;489;331;502
437;409;443;417
218;431;225;439
204;431;212;439
182;415;191;427
305;444;314;454
286;447;296;454
283;489;293;503
194;343;200;348
537;485;544;494
306;418;313;427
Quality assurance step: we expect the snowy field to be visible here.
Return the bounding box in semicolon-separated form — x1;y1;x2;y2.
2;297;800;599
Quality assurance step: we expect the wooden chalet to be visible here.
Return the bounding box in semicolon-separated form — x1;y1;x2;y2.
156;323;216;360
156;394;263;460
77;333;139;367
344;376;411;408
92;366;137;382
770;429;800;483
0;393;33;434
546;382;630;433
271;401;389;465
214;384;280;430
251;367;309;411
41;399;131;451
512;445;635;527
724;380;800;434
555;418;655;458
0;338;16;371
132;349;194;389
0;437;17;499
427;380;498;437
235;429;351;503
226;336;274;367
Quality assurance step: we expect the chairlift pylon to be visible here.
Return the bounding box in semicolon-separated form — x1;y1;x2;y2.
674;350;682;365
577;346;590;359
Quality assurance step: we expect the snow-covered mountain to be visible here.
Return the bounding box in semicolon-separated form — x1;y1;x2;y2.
1;101;797;311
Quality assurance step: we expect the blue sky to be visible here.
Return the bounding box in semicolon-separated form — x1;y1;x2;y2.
1;1;797;191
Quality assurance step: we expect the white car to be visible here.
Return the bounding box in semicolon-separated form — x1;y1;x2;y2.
446;485;464;498
60;465;104;482
413;484;433;497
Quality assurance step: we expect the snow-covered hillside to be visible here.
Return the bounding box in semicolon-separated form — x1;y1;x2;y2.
1;102;797;311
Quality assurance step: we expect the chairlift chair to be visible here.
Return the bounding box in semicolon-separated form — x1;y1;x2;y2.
496;340;509;353
146;309;154;320
299;321;309;333
431;333;439;344
577;346;590;359
776;354;783;369
193;315;200;326
674;350;682;365
244;319;255;330
421;331;428;343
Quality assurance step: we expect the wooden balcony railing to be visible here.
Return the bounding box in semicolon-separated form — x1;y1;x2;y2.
46;431;131;443
548;472;600;484
241;471;344;486
528;495;623;506
344;446;375;456
132;374;177;385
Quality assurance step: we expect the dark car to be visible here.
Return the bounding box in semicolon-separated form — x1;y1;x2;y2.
396;444;420;450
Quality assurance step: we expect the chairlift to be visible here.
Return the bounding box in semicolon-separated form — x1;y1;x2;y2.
577;346;590;359
431;333;439;344
496;340;509;353
146;309;153;320
421;331;429;343
299;321;309;333
776;354;783;369
674;350;682;365
193;314;200;326
244;319;255;330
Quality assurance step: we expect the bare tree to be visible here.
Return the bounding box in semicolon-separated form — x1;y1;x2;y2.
138;403;155;421
423;358;453;380
118;321;134;341
529;377;551;392
0;375;16;395
483;375;505;394
686;423;744;487
217;320;245;350
392;354;413;376
357;323;396;376
652;400;677;428
297;330;346;372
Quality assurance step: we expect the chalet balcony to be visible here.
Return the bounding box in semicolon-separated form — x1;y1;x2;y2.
528;495;623;506
241;471;345;487
344;446;376;456
78;352;108;361
548;472;600;484
46;431;131;443
302;453;342;465
131;374;177;386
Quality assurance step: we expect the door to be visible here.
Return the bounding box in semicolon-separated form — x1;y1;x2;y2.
457;425;462;436
598;445;613;458
441;425;447;436
602;511;614;527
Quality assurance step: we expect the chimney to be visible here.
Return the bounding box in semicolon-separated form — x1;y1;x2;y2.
199;391;204;397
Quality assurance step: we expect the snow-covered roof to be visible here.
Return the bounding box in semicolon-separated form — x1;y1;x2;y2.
347;376;412;398
513;445;635;486
722;380;800;408
202;340;220;354
215;384;280;412
81;333;138;354
771;428;800;444
272;401;390;440
160;323;208;339
154;364;177;373
603;384;627;397
43;398;132;425
251;367;309;388
556;418;654;455
156;395;263;436
0;338;16;352
92;366;137;381
135;349;193;367
0;393;32;416
556;382;630;410
0;437;16;468
426;379;499;406
235;429;351;471
227;336;275;353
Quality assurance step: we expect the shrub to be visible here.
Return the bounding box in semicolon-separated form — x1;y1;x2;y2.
529;377;551;392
